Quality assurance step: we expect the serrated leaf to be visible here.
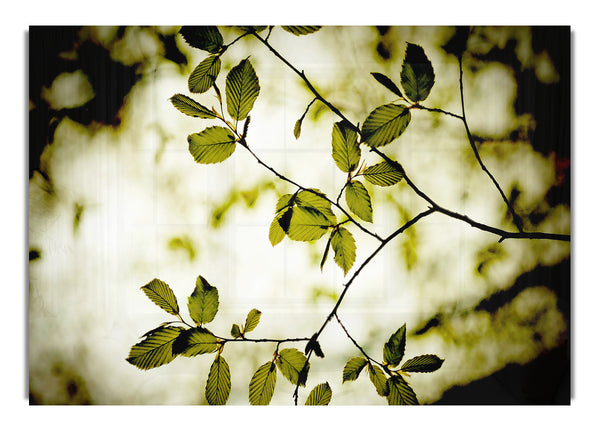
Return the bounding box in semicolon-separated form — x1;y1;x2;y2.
331;121;360;173
179;26;223;54
296;189;336;224
345;180;373;223
189;55;221;94
368;363;389;396
244;308;262;333
140;279;180;316
293;118;302;139
276;348;310;386
226;58;260;121
170;94;217;119
342;357;368;382
205;355;231;405
305;382;332;405
249;362;277;405
126;326;183;370
281;26;322;36
188;126;236;164
287;206;333;242
231;323;242;339
330;227;356;275
188;275;219;325
401;43;435;103
401;354;444;373
172;327;218;357
386;375;419;405
269;207;293;246
361;104;411;148
371;72;405;98
362;160;405;187
383;324;406;368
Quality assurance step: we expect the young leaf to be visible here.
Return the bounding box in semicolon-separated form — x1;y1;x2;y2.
400;354;444;373
281;26;322;36
293;118;302;139
179;26;223;54
276;348;310;386
362;160;405;187
400;43;435;103
330;227;356;275
126;326;183;370
305;333;324;358
188;126;236;164
368;363;389;397
231;323;242;339
371;72;405;99
342;357;368;382
172;327;218;357
286;206;333;242
140;279;180;316
244;308;262;333
188;275;219;325
296;189;336;224
383;324;406;368
188;55;221;94
345;180;373;223
331;121;360;173
319;234;332;271
226;58;260;121
361;104;411;148
249;362;277;405
170;94;217;119
205;355;231;405
305;382;332;405
269;208;292;246
386;375;418;405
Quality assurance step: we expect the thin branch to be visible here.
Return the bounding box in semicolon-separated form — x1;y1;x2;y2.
334;312;385;368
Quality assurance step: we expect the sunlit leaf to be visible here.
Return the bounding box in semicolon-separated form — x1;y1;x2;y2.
400;43;435;103
296;189;336;224
281;26;321;36
305;382;332;405
269;207;293;246
226;58;260;121
249;362;277;405
275;193;296;213
361;104;411;148
371;72;404;98
401;354;444;373
126;326;183;370
386;375;418;405
188;275;219;325
383;324;406;367
179;26;223;54
330;227;356;275
362;160;405;187
244;308;262;333
345;180;373;223
172;327;218;357
188;126;236;164
231;323;242;339
287;206;333;242
189;55;221;94
368;363;389;396
170;94;217;119
205;355;231;405
293;118;302;139
342;357;368;382
140;279;180;316
276;348;309;386
331;121;360;173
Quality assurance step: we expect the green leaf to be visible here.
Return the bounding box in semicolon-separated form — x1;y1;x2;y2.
331;121;360;173
345;180;373;223
362;160;405;187
319;234;332;271
401;354;444;373
244;308;262;333
172;327;218;357
296;189;336;223
368;363;389;396
400;43;435;103
269;208;292;246
342;357;368;382
231;323;242;339
188;126;236;164
205;355;231;405
383;324;406;367
249;362;277;405
386;375;419;405
361;104;411;148
276;348;310;386
188;275;220;325
188;55;221;94
179;26;223;54
126;326;183;370
281;26;322;36
330;227;356;275
287;206;333;242
226;58;260;121
140;279;180;316
170;94;217;119
275;193;296;213
305;382;332;405
371;72;405;99
293;118;302;139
